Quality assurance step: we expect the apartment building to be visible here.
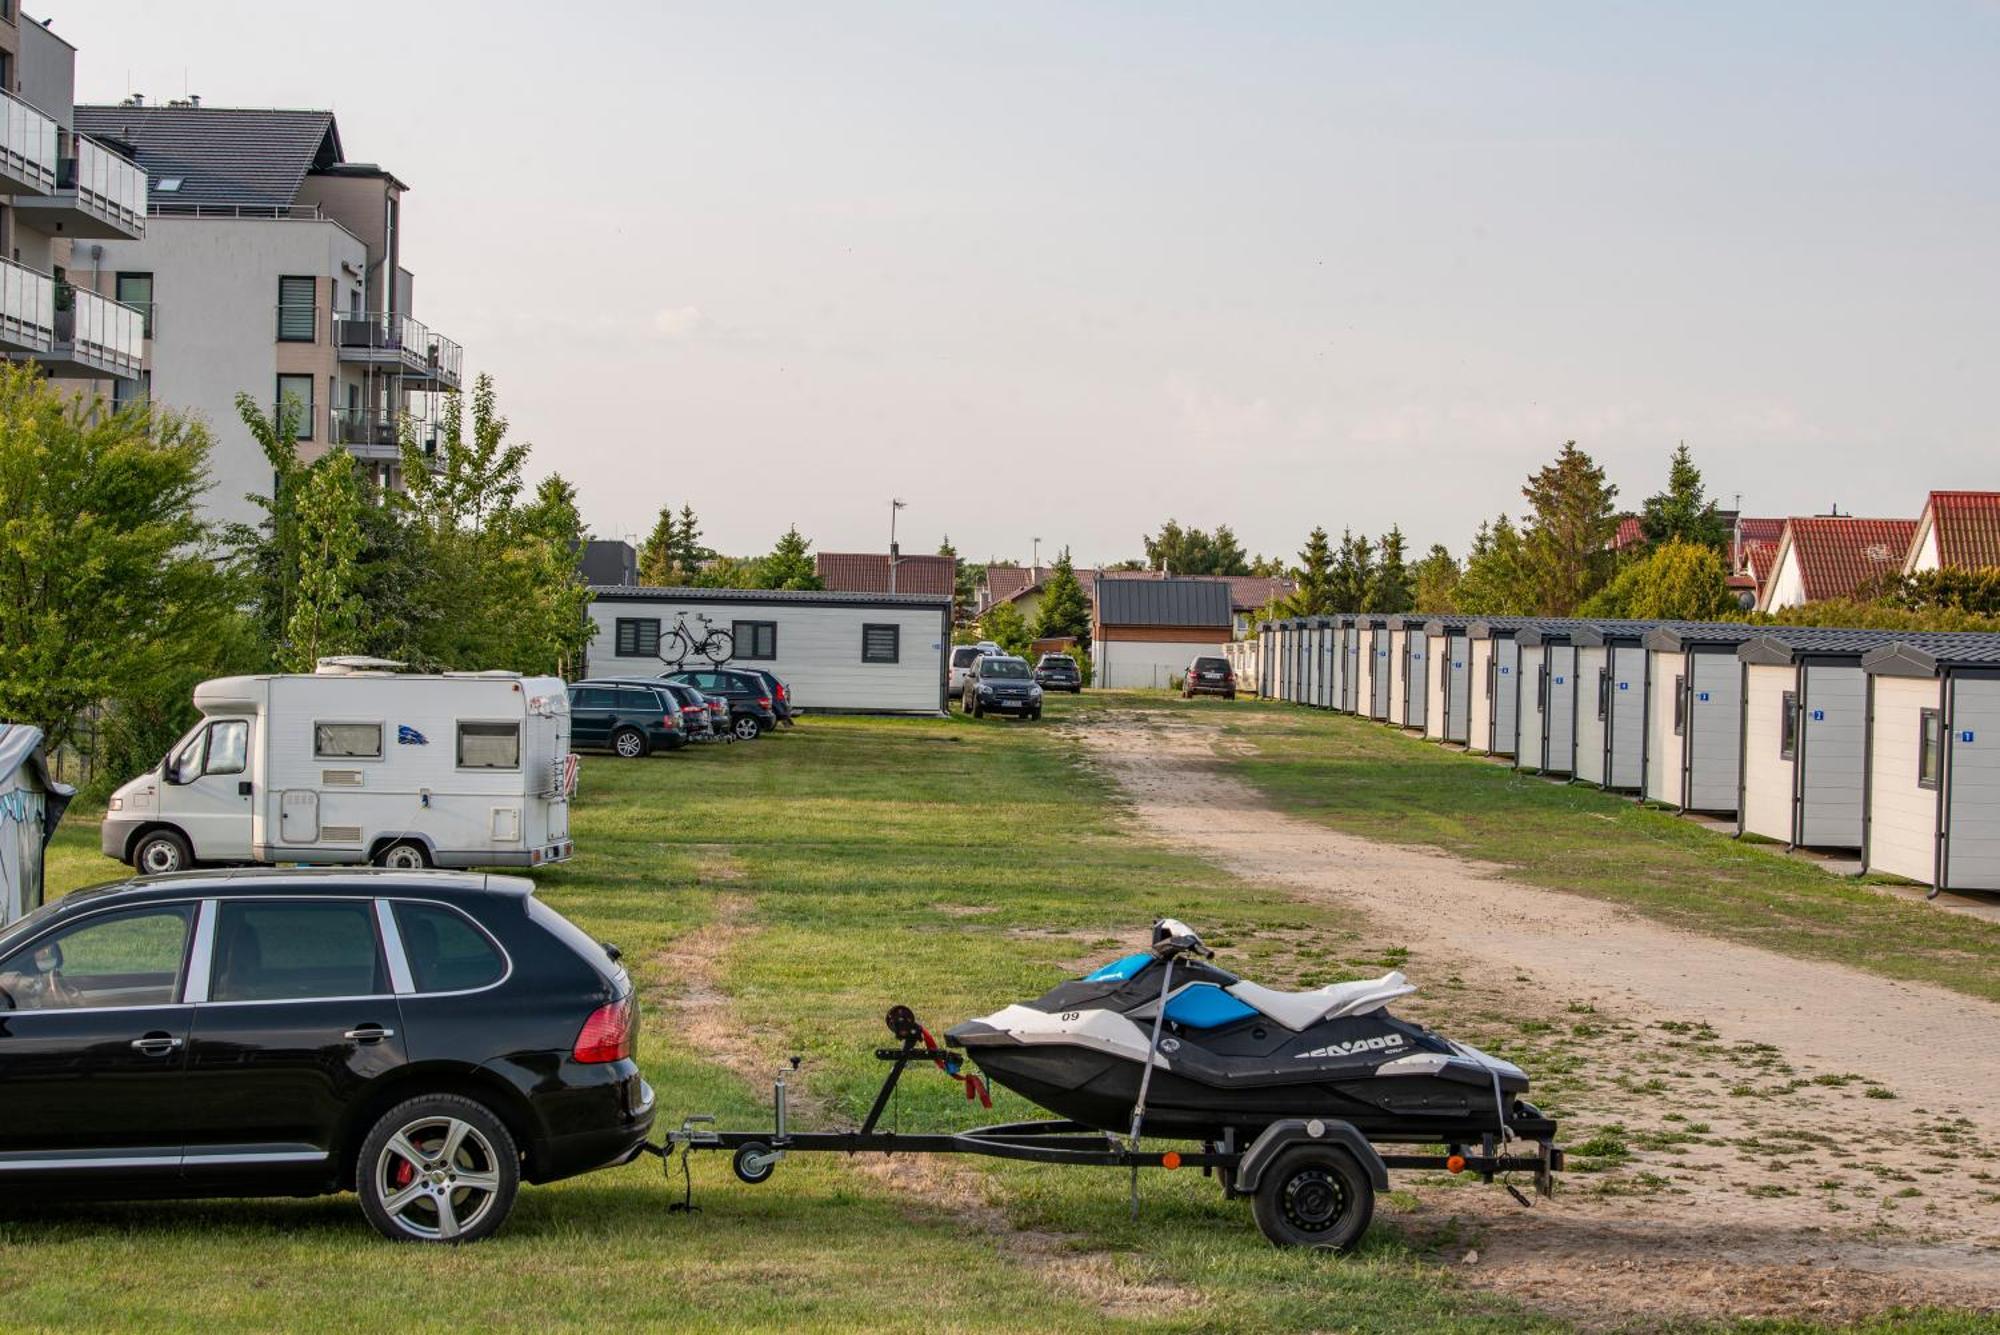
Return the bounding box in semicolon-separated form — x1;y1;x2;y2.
66;100;462;526
0;10;149;392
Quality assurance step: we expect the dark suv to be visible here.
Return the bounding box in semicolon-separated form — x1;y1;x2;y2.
738;668;797;726
1033;653;1082;693
661;668;779;741
0;869;652;1242
1183;654;1237;699
568;679;686;757
963;655;1043;719
655;681;720;742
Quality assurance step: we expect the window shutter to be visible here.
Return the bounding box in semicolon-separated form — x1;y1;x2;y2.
277;276;317;340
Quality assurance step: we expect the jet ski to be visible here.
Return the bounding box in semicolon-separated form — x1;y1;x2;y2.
946;919;1546;1145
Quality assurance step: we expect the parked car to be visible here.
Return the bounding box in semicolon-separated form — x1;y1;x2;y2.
1033;653;1082;693
0;869;654;1243
567;680;685;758
963;655;1043;719
660;668;779;741
737;668;797;726
949;644;996;697
654;681;721;743
1183;654;1237;699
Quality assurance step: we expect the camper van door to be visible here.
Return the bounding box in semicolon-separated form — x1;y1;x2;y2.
167;717;254;862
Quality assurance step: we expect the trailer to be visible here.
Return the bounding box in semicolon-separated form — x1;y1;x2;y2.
653;1005;1562;1252
1861;634;2000;895
1641;624;1756;815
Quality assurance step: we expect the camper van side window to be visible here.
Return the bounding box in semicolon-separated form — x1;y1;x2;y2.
1780;692;1798;759
1918;709;1942;790
458;722;520;769
207;720;249;775
314;723;382;759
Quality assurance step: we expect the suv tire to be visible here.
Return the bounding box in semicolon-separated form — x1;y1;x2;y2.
732;714;762;742
132;827;193;875
612;726;649;758
358;1094;521;1244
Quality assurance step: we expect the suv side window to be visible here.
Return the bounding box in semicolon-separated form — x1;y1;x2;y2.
211;900;387;1002
571;687;615;710
392;902;506;992
615;686;662;710
0;904;193;1010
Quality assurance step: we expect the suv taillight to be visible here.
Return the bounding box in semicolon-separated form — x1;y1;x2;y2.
757;696;772;708
573;996;635;1063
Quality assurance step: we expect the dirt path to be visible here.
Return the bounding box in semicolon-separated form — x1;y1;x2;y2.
1073;711;2000;1326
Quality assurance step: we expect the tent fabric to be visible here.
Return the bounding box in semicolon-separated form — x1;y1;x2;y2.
0;724;74;846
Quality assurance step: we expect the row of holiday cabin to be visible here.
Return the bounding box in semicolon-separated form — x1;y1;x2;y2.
1252;617;2000;896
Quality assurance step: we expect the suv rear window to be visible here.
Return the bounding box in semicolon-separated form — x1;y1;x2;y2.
1193;657;1227;671
952;647;983;668
393;902;506;992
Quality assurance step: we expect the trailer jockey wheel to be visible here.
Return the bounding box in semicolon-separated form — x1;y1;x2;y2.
732;1142;780;1184
1250;1146;1373;1251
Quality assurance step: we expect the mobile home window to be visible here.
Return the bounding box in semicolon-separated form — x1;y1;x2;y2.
458;721;520;769
1780;692;1798;759
276;275;317;341
732;620;777;661
1918;709;1942;790
1596;668;1609;721
615;617;661;658
314;722;382;759
1672;675;1686;736
861;623;900;664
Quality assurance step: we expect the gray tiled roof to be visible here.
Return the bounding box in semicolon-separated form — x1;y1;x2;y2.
74;106;342;210
1861;633;2000;676
1094;577;1232;628
589;584;950;608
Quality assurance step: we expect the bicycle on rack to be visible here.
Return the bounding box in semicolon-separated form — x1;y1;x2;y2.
656;612;734;668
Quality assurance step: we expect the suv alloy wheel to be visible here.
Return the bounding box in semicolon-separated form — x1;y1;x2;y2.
357;1094;521;1243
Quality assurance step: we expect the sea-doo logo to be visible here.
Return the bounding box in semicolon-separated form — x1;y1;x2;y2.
1295;1033;1406;1060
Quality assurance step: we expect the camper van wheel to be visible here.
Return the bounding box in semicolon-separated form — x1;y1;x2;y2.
374;841;432;871
612;727;649;759
133;829;192;875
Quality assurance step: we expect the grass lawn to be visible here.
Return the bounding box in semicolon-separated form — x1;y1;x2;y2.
9;708;1555;1335
1166;695;2000;1005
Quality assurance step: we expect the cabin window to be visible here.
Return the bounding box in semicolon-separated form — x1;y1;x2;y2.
861;623;900;664
732;620;777;661
458;721;520;769
1918;709;1942;790
1672;675;1686;736
314;722;381;759
615;617;661;658
1596;668;1609;721
1538;664;1549;710
1780;692;1798;759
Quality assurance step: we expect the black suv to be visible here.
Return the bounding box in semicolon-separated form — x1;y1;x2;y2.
0;870;653;1243
737;668;797;726
661;668;779;740
1033;653;1082;693
962;655;1043;719
568;679;686;757
1183;654;1237;699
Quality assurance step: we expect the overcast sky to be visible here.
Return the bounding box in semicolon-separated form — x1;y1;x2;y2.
45;1;2000;567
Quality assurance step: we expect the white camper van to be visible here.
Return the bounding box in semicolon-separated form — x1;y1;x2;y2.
102;659;576;874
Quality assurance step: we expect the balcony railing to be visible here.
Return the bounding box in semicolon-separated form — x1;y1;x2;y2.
332;310;463;389
55;285;145;379
55;134;147;236
0;255;55;354
0;87;59;196
330;406;443;462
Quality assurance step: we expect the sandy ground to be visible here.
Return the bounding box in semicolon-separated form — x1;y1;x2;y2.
1070;711;2000;1327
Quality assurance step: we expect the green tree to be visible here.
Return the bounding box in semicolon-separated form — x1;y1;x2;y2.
687;555;767;589
1877;567;2000;615
1032;548;1091;649
978;600;1034;657
1412;543;1461;612
1327;529;1373;612
281;451;366;671
759;526;823;590
1639;442;1728;550
674;503;712;579
1287;526;1337;616
938;536;975;622
515;474;595;677
230;389;312;649
1365;526;1413;612
1521;441;1619;614
1142;519;1250;575
0;368;246;763
1456;516;1537;615
1580;540;1740;620
638;505;678;585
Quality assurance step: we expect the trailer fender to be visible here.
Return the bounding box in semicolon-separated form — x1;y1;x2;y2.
1232;1119;1388;1194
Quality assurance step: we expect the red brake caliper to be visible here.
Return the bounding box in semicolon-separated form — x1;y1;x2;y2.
393;1157;414;1187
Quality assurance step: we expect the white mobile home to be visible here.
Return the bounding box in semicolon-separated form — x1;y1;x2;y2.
1737;629;1891;850
0;725;74;925
102;662;575;874
1297;618;1314;703
1398;617;1431;732
1338;615;1361;712
1641;625;1755;814
590;586;952;713
1467;620;1529;757
1861;636;2000;895
1424;618;1474;743
1307;618;1329;707
1516;625;1581;776
1572;622;1655;791
1384;618;1413;727
1356;616;1391;720
1324;616;1347;710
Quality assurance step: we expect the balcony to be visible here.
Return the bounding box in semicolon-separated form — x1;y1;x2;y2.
45;285;146;380
0;256;55;358
332;311;463;390
329;406;443;463
12;131;147;238
0;87;58;197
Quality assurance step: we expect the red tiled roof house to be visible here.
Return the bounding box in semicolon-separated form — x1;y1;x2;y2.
1756;517;1917;612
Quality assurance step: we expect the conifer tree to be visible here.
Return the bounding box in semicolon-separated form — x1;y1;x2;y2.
1288;526;1337;616
1365;525;1413;612
638;504;677;585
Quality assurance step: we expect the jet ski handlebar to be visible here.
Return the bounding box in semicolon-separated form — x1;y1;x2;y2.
1149;917;1212;961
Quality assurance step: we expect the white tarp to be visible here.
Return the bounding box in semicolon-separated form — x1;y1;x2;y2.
0;724;74;924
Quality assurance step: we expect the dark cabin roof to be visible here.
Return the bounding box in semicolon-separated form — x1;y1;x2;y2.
1093;577;1232;629
73;106;342;210
1642;622;1763;652
1737;627;1909;667
1860;634;2000;677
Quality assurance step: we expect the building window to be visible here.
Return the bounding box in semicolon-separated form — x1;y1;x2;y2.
862;623;900;664
458;722;520;770
314;722;382;759
1918;708;1942;790
115;271;153;338
616;617;661;658
1780;691;1798;759
1597;668;1609;721
276;374;314;440
1672;675;1686;736
277;275;317;341
732;620;777;660
113;368;151;415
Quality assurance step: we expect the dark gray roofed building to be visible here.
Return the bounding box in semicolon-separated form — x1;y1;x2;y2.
75;105;341;211
1091;578;1233;689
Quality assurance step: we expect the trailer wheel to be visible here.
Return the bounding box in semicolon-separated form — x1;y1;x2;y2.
1250;1145;1373;1251
374;840;432;870
132;828;193;875
732;1142;779;1184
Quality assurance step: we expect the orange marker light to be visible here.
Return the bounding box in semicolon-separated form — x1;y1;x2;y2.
1161;1151;1182;1170
1446;1155;1467;1174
